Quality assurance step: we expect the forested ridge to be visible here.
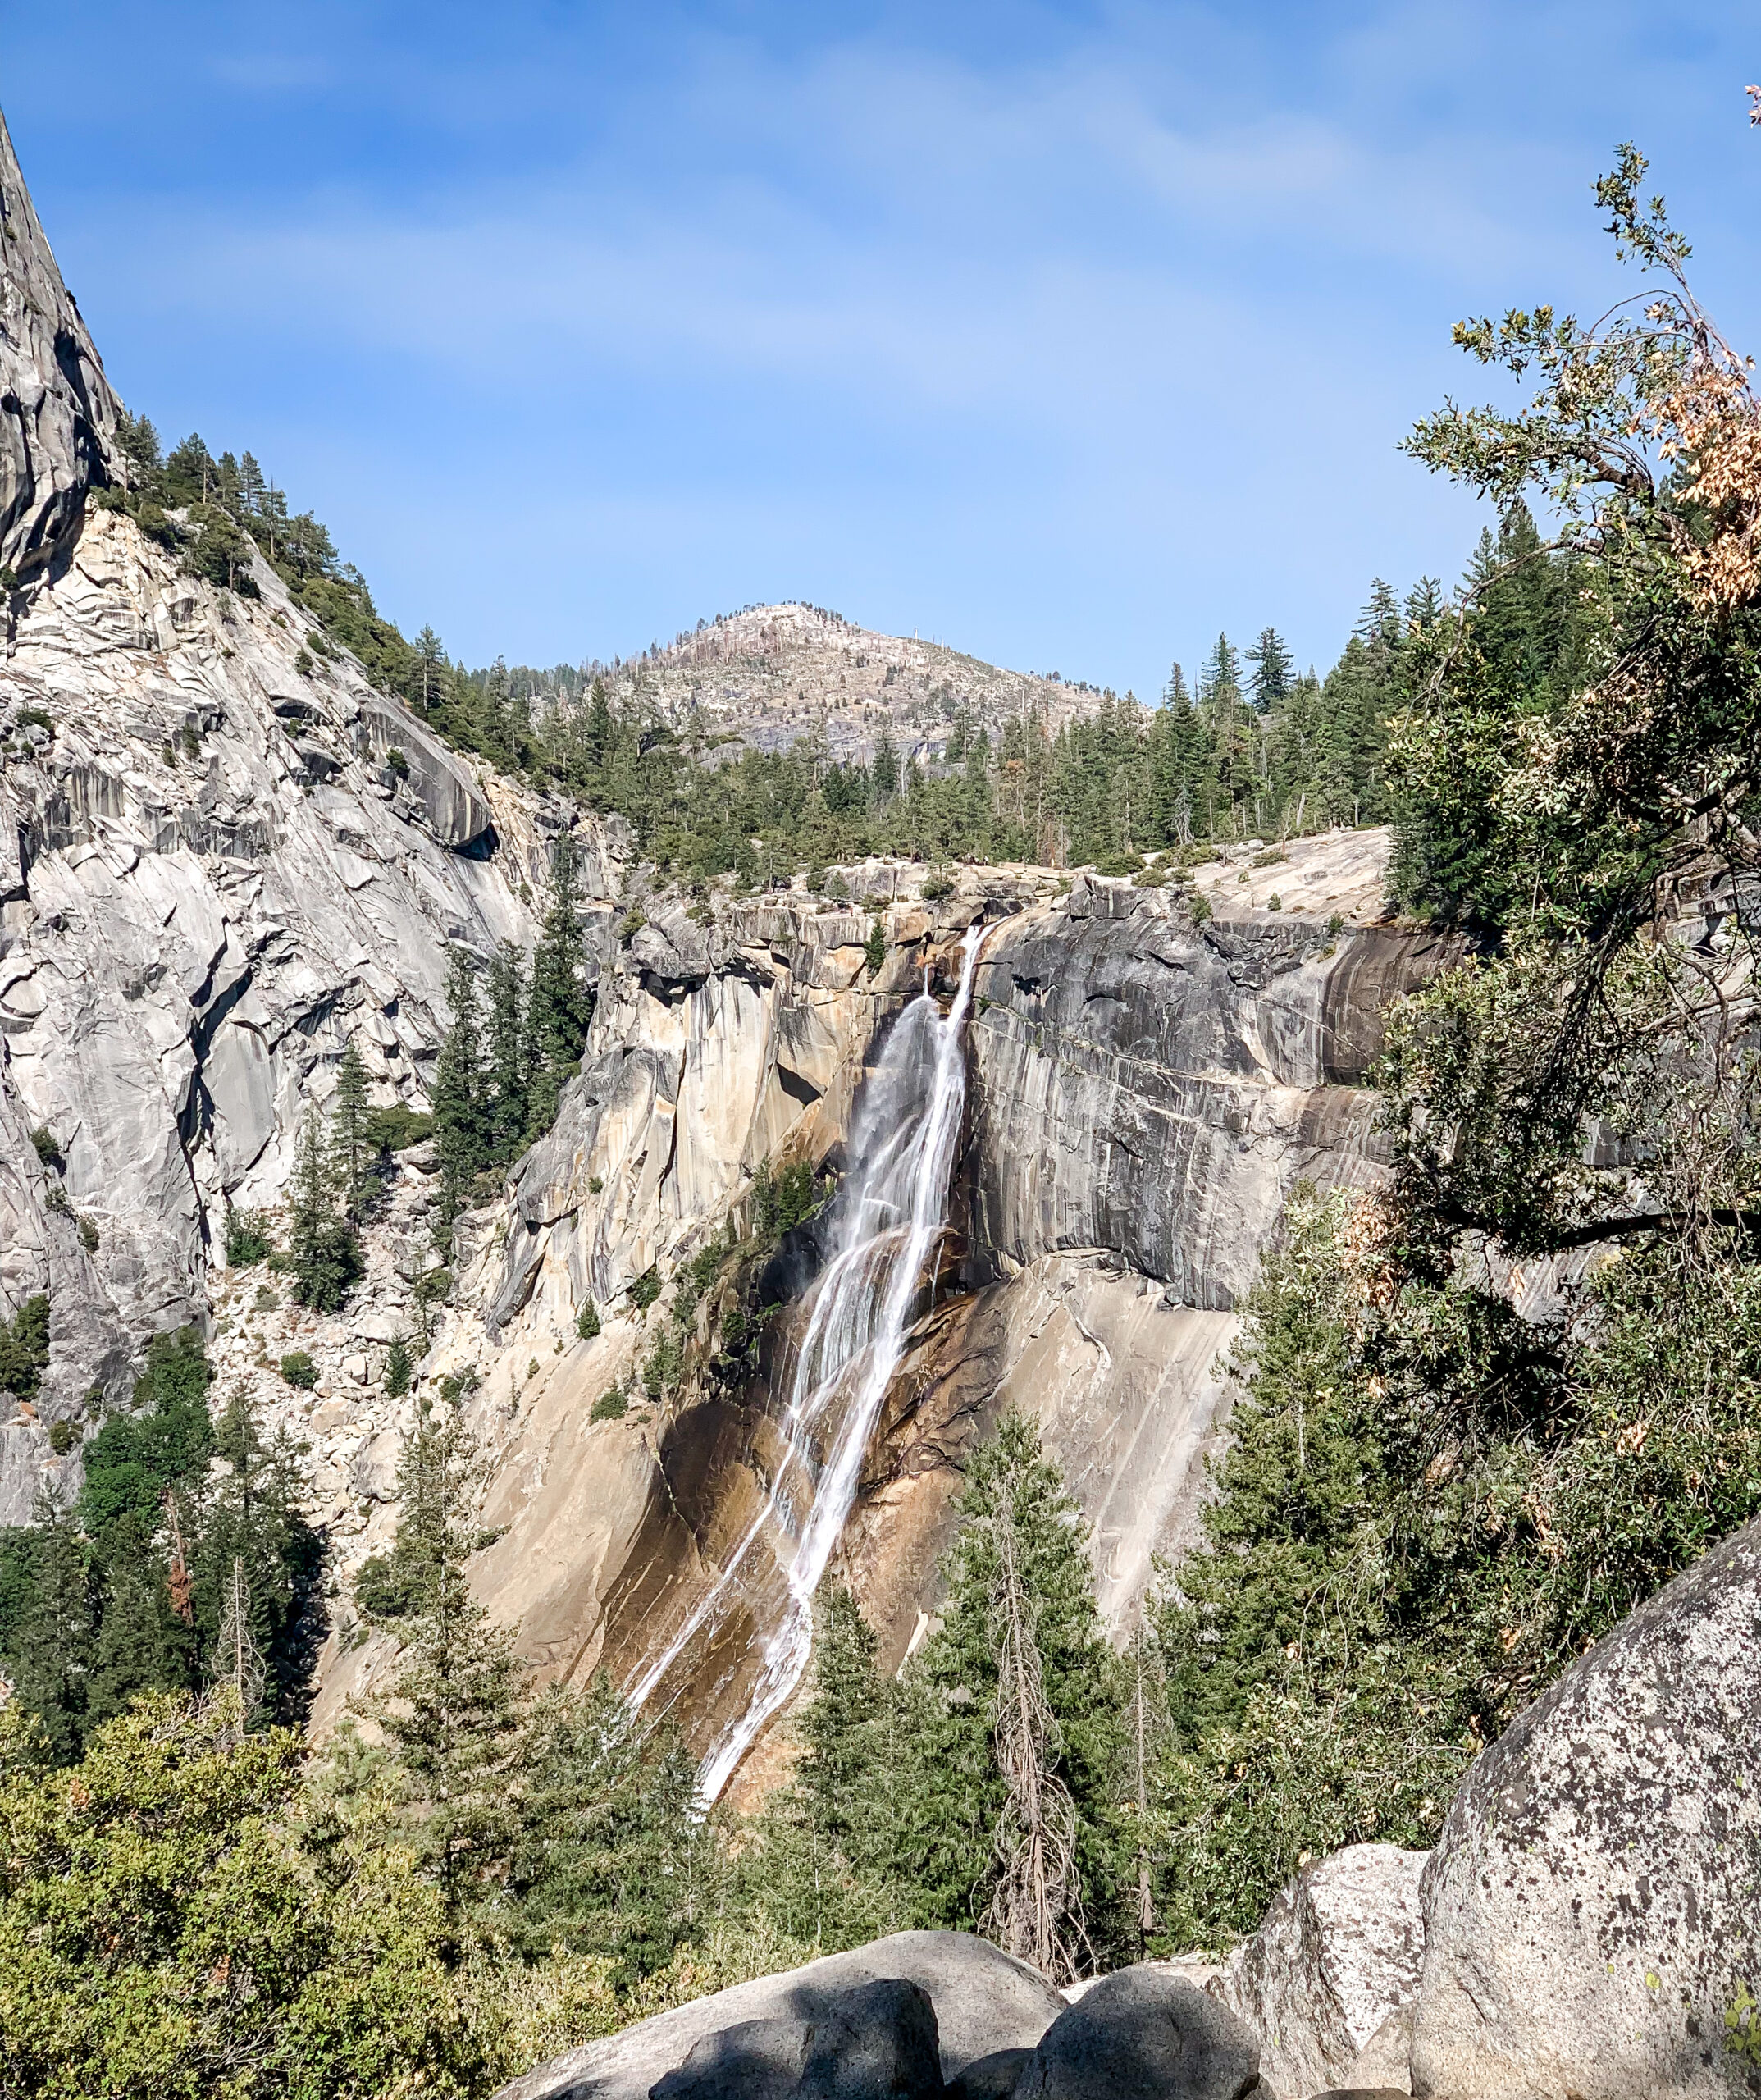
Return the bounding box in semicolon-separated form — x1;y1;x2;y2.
5;143;1761;2096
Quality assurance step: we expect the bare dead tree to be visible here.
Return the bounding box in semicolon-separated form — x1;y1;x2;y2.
982;1487;1088;1984
214;1555;266;1742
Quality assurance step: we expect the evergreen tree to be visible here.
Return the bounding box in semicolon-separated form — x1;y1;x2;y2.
525;840;593;1140
871;729;901;803
432;951;490;1237
894;1413;1125;1966
1246;628;1294;712
5;1491;95;1763
378;1406;528;1950
285;1110;362;1312
502;1675;707;1978
485;946;529;1165
332;1040;374;1225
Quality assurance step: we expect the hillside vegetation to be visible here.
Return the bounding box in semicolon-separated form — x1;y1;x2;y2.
5;143;1761;2097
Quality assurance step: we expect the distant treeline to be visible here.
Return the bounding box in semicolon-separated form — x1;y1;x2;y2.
95;411;1584;884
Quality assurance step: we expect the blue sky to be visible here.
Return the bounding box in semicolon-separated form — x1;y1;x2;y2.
6;3;1760;696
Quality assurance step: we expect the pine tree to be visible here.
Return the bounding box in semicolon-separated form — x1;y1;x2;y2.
485;946;529;1165
285;1110;362;1312
503;1674;707;1978
894;1413;1125;1964
1246;628;1294;713
7;1489;96;1762
431;951;489;1238
331;1040;373;1225
525;839;592;1140
872;729;901;803
378;1405;527;1952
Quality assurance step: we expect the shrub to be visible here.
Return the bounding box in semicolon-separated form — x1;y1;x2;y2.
47;1418;77;1457
28;1127;62;1172
920;870;956;902
1326;911;1345;935
577;1299;601;1341
384;1336;413;1398
76;1216;99;1253
863;920;887;975
1189;893;1213;925
279;1351;318;1390
363;1104;434;1153
1095;851;1143;877
590;1386;629;1424
253;1285;279;1312
628;1269;662;1312
386;745;411;779
587;1176;604;1195
224;1208;275;1267
618;911;647;945
1267;892;1282;912
1252;847;1287;868
0;1295;51;1405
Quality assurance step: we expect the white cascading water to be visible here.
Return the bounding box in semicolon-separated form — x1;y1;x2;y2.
628;920;986;1800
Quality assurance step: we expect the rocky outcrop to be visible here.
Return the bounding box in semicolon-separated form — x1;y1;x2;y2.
1216;1845;1427;2099
0;491;618;1518
964;883;1461;1308
0;107;118;582
1408;1516;1761;2099
430;840;1456;1779
498;1929;1068;2100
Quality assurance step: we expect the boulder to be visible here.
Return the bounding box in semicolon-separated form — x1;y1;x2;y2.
495;1931;1066;2100
1216;1842;1426;2098
650;1978;942;2100
1014;1966;1261;2100
1410;1517;1761;2098
944;2048;1033;2100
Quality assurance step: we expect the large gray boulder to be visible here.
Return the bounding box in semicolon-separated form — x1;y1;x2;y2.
496;1932;1067;2100
1015;1967;1262;2100
1216;1842;1426;2098
649;1978;942;2100
1410;1518;1761;2098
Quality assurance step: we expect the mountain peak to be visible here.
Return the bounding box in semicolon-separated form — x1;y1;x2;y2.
597;599;1111;766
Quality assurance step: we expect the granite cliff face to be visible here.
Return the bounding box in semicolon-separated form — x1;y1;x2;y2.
320;838;1458;1784
0;107;119;583
0;112;1453;1798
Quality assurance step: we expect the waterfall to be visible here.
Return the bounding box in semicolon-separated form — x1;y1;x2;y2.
628;920;986;1799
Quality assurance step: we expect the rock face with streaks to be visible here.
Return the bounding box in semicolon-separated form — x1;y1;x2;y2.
420;844;1455;1780
0;106;119;582
0;140;616;1520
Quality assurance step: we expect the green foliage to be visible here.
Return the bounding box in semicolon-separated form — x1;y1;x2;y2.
279;1352;317;1390
1149;1180;1761;1943
285;1112;362;1313
750;1157;821;1241
628;1269;662;1312
0;1691;492;2099
385;1335;414;1398
894;1413;1127;1954
48;1420;77;1458
577;1298;601;1341
2;1331;319;1763
223;1207;275;1267
0;1294;51;1404
590;1386;629;1425
363;1102;435;1152
28;1126;62;1171
863;920;887;975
